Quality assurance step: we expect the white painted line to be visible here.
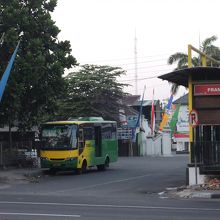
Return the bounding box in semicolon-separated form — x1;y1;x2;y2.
0;212;80;218
1;201;220;212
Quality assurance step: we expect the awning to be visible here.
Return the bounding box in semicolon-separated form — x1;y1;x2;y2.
158;67;220;88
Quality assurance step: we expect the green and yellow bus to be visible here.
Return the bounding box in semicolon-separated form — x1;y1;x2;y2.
40;117;118;174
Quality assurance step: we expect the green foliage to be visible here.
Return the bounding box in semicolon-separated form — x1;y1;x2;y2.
167;35;220;94
0;0;77;131
168;35;220;69
57;64;128;122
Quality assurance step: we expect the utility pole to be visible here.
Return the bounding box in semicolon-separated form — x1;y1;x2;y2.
134;29;138;95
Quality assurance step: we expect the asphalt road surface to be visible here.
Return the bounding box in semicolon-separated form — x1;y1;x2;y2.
0;155;220;219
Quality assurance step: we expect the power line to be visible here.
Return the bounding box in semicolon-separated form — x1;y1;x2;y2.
80;53;170;64
124;64;171;72
118;74;162;82
111;58;170;67
124;82;169;93
118;67;173;80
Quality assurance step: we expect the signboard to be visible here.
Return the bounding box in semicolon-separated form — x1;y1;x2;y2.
176;105;189;133
174;133;189;138
194;84;220;96
117;128;132;140
189;109;199;128
173;105;190;143
127;115;138;128
173;133;189;142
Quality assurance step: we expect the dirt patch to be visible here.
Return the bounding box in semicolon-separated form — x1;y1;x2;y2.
199;176;220;190
0;168;42;185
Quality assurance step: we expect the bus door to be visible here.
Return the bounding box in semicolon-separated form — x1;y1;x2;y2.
78;128;84;155
95;126;102;157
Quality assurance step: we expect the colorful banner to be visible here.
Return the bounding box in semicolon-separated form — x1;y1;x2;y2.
169;103;181;135
159;94;173;131
0;41;20;102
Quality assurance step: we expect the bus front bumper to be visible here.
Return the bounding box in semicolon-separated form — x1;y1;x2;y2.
40;157;78;169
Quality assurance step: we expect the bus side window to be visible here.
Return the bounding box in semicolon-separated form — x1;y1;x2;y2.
69;126;77;149
102;123;112;139
78;129;84;154
112;124;117;139
84;127;94;140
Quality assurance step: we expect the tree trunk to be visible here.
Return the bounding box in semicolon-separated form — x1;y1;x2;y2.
8;114;12;152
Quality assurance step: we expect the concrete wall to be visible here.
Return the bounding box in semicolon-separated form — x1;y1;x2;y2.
187;167;206;186
162;131;172;155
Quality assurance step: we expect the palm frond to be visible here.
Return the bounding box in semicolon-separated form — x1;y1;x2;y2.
167;52;188;65
201;35;217;52
192;57;200;67
171;83;179;96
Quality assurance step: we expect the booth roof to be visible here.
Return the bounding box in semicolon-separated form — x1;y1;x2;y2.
158;67;220;87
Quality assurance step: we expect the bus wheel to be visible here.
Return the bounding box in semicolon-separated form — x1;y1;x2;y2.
97;157;109;171
105;157;110;168
77;160;87;174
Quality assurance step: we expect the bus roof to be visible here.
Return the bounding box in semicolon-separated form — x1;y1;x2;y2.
43;120;117;125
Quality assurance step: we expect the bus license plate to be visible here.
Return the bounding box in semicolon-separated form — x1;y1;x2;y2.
53;163;61;167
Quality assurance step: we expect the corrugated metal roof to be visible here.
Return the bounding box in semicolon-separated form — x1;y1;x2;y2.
132;100;158;106
158;67;220;87
123;95;141;105
173;93;188;105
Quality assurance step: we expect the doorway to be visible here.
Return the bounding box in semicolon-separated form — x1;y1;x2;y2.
95;126;102;157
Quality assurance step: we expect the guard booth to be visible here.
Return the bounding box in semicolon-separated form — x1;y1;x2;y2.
159;45;220;184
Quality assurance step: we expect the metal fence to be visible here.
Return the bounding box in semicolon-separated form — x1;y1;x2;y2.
0;140;39;168
191;141;220;173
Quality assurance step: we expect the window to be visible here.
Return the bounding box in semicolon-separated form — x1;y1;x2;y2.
112;124;117;139
102;123;117;139
83;127;94;140
41;124;77;149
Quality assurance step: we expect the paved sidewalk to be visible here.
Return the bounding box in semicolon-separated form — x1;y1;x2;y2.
0;167;42;184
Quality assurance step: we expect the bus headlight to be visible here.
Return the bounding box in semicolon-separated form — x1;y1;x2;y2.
41;157;49;161
66;157;76;161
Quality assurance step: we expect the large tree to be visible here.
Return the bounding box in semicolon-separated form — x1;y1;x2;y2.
57;64;128;122
0;0;77;132
167;35;220;94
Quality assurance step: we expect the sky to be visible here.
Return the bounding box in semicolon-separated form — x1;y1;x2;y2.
52;0;220;101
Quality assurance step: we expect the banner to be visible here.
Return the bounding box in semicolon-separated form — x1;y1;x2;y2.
169;103;181;135
159;94;173;131
0;41;20;102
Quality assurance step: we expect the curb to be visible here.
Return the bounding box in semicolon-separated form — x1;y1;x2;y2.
169;187;220;199
211;193;220;199
191;192;220;199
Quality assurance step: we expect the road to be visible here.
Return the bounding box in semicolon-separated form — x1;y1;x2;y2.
0;155;220;219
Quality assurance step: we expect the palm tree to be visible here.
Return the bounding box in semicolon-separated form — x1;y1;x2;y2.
167;35;220;94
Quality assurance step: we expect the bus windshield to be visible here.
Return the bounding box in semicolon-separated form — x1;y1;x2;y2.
41;124;78;150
